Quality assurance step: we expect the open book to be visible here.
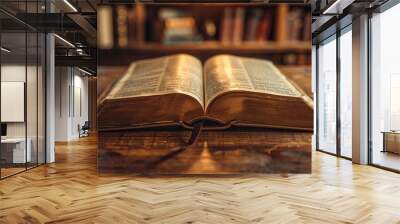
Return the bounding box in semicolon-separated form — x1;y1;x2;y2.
98;54;313;131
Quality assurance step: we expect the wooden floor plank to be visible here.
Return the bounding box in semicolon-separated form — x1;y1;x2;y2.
0;135;399;223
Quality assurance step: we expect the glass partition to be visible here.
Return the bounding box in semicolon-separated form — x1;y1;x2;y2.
317;35;337;154
1;31;28;177
339;27;352;158
370;3;400;171
0;1;46;179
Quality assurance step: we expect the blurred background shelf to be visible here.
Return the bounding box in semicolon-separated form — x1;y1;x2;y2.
125;41;310;52
98;3;311;65
99;43;310;66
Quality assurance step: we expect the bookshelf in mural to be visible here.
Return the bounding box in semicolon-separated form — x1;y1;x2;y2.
98;4;311;65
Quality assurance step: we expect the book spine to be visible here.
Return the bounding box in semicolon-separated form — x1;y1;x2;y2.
127;6;137;45
245;9;262;41
220;8;233;44
288;8;303;41
276;4;289;43
116;5;129;48
232;7;245;44
98;6;114;49
135;4;146;43
256;9;272;42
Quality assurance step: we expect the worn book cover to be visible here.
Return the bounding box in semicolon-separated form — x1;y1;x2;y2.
98;54;313;131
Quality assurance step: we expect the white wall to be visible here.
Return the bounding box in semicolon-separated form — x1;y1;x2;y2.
72;73;89;138
55;67;70;141
55;67;89;141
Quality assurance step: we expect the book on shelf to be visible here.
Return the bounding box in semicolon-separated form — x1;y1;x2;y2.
127;6;137;44
286;7;312;42
245;9;263;41
135;4;146;43
98;6;114;49
116;5;129;48
256;9;273;42
100;5;311;48
221;7;274;44
98;5;146;48
98;54;313;131
220;8;233;44
287;8;303;41
159;8;201;44
232;8;245;44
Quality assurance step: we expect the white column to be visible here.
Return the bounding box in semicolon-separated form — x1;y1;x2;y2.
55;67;73;141
352;14;369;164
45;0;56;163
46;32;55;163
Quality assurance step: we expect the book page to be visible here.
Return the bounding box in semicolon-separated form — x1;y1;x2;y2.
241;57;301;97
107;54;204;106
204;55;301;106
204;55;252;105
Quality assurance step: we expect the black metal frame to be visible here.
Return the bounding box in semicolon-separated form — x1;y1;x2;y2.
367;10;373;166
315;44;319;151
336;24;341;158
0;16;2;179
0;0;47;180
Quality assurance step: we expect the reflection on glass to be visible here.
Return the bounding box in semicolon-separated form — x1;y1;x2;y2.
340;29;352;158
0;1;46;179
318;37;337;154
371;4;400;171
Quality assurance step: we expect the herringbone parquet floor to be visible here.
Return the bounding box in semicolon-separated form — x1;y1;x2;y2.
1;135;400;224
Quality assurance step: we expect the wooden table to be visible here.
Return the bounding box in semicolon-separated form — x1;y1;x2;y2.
382;131;400;154
1;138;32;166
98;127;312;174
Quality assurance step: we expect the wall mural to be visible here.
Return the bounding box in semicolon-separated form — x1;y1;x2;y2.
97;3;313;174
